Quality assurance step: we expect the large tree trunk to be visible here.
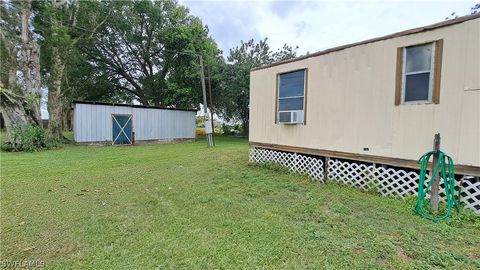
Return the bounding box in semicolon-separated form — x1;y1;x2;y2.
62;104;73;131
0;93;31;129
0;64;31;138
19;42;42;124
18;0;42;125
47;48;65;140
0;56;31;131
47;0;67;140
0;0;42;134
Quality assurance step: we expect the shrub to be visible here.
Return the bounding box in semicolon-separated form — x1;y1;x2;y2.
221;123;244;136
195;116;205;128
1;124;58;152
221;124;232;135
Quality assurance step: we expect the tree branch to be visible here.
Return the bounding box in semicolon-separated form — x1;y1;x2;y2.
72;7;112;45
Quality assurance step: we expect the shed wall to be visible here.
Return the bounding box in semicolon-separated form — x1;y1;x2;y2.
249;18;480;167
73;104;196;143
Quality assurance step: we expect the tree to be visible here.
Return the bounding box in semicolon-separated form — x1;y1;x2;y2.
30;0;220;139
33;0;110;139
0;0;42;133
471;3;480;14
216;38;297;134
79;0;221;108
445;2;479;20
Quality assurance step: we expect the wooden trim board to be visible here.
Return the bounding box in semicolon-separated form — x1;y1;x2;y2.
394;47;403;105
432;39;443;104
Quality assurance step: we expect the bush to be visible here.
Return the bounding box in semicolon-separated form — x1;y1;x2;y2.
221;123;244;136
1;124;58;152
195;116;205;128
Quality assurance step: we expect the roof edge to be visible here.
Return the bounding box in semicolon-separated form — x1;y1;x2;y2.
72;100;198;112
252;13;480;72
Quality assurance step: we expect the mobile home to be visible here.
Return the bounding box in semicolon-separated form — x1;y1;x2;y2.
249;15;480;211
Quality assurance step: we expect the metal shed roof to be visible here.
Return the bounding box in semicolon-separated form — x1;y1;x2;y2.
73;100;198;112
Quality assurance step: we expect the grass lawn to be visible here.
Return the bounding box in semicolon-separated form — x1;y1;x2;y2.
1;137;479;269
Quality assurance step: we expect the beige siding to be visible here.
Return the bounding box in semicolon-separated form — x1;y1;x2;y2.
249;18;480;167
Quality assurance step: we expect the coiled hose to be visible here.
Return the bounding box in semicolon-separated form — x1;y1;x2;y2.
415;150;460;221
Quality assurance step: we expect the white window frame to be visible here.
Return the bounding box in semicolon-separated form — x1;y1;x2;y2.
277;69;307;124
401;42;436;105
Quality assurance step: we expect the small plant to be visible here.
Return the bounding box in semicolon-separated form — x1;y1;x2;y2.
1;124;58;152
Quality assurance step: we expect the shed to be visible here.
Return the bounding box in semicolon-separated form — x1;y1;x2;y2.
73;101;196;144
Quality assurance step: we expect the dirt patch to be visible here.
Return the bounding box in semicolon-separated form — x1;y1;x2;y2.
396;246;412;261
58;242;78;255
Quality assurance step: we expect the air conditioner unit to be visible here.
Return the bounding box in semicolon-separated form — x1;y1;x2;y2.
278;110;304;124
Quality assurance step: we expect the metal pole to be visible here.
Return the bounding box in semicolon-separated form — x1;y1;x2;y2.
199;56;213;147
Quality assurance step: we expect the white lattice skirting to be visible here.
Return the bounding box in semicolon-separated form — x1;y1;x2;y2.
249;147;480;213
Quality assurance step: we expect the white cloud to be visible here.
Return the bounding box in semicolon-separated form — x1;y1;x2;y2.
180;0;477;55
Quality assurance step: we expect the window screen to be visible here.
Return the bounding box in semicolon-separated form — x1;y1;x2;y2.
277;70;305;122
403;43;434;102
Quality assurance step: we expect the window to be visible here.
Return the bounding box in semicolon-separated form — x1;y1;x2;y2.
395;40;443;105
403;43;434;102
277;69;306;124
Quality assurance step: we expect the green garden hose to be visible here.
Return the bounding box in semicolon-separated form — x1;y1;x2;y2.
415;150;460;221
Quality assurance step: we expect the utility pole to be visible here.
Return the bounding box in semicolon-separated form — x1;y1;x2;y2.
430;133;441;212
207;66;215;146
199;56;213;147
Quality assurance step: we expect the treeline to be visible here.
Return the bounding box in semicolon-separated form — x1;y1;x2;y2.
0;0;297;150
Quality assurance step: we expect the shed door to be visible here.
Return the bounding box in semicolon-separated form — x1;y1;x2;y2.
112;114;133;145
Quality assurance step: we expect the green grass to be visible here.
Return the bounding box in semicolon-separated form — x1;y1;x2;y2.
1;137;479;269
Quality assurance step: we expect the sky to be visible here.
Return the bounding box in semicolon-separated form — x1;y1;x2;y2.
178;0;477;56
41;0;478;119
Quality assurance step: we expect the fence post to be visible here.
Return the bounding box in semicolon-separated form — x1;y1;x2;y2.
371;163;377;189
430;133;441;212
324;157;330;182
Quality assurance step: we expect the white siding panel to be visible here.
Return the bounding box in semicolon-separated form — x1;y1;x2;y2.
73;103;195;143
